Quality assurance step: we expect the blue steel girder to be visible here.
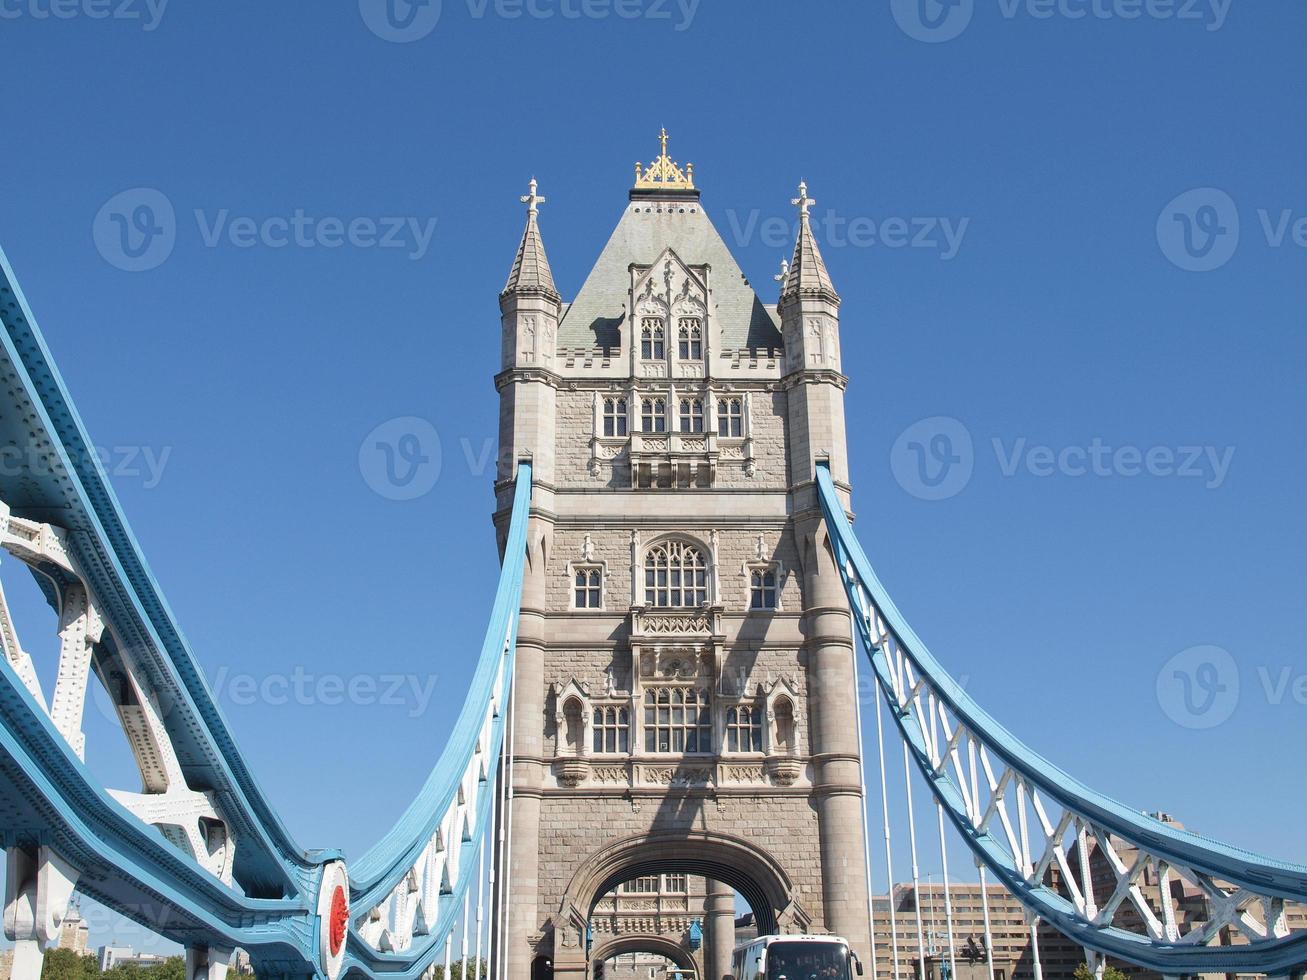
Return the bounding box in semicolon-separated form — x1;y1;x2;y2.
815;463;1307;977
0;243;533;979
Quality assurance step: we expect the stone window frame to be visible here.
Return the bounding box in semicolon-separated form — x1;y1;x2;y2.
741;559;784;613
643;539;709;609
677;396;705;434
568;560;609;612
723;702;765;755
715;393;748;439
590;702;631;755
677;317;703;360
640;684;714;756
601;396;629;438
639;317;665;360
640;397;667;434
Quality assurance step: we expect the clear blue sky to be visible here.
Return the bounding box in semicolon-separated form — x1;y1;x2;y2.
0;0;1304;953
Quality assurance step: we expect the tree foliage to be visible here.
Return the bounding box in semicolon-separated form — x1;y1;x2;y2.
41;950;185;980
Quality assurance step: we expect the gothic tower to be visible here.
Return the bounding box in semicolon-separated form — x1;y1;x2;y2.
492;134;871;980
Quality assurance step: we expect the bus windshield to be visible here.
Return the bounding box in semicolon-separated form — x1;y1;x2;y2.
764;942;851;980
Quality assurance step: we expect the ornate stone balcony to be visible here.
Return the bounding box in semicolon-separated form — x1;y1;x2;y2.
630;606;720;639
627;431;718;489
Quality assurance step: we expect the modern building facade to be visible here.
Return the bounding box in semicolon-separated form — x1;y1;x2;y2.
491;133;869;980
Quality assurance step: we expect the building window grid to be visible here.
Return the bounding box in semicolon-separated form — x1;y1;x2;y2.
603;397;628;437
677;318;702;359
717;397;744;438
644;541;708;608
643;687;712;754
678;397;704;433
641;397;667;433
725;705;763;753
574;566;603;609
749;567;778;610
591;705;630;754
640;318;665;360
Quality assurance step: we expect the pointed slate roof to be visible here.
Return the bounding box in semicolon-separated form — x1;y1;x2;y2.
781;181;838;303
558;197;781;352
503;179;560;301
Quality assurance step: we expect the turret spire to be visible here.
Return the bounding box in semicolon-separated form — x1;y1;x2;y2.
503;178;559;301
781;179;838;304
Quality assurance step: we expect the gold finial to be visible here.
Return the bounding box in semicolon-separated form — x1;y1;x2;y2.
634;127;695;190
792;180;815;218
521;177;546;216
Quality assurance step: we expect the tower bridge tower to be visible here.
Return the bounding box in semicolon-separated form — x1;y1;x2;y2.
492;133;869;980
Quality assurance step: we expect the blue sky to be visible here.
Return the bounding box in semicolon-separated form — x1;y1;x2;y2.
0;0;1304;954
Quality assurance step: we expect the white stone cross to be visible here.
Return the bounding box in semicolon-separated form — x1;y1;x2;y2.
791;180;815;217
521;178;546;216
774;258;790;288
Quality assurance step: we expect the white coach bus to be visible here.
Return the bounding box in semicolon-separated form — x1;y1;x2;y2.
730;936;864;980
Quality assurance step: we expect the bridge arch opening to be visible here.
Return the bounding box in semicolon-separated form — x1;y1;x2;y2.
561;831;805;938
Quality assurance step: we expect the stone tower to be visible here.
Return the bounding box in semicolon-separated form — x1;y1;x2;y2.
492;133;870;980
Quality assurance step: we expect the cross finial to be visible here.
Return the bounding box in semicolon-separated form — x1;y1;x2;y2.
521;177;546;216
792;180;815;218
774;258;790;286
659;126;669;158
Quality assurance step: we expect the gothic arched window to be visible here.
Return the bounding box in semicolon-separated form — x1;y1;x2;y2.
750;568;778;610
641;398;666;434
603;397;628;437
717;397;743;438
678;318;702;359
643;687;712;753
640;318;665;359
644;540;707;608
726;705;763;753
678;397;704;434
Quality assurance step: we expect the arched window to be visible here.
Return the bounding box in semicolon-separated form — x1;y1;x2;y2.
774;697;796;754
561;697;584;756
678;318;702;359
592;706;630;754
717;397;743;438
640;318;665;359
641;398;666;433
602;397;628;437
643;687;712;753
726;705;763;753
644;541;707;608
678;398;704;433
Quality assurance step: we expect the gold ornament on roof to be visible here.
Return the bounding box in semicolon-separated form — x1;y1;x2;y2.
634;128;695;190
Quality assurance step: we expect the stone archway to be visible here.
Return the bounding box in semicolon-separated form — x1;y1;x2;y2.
550;830;811;980
592;933;699;978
